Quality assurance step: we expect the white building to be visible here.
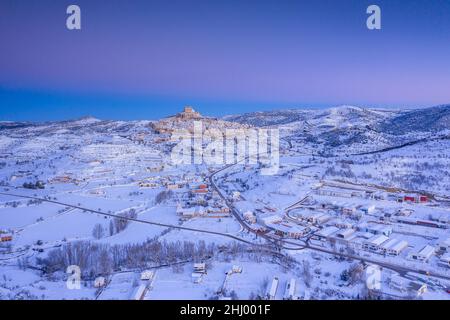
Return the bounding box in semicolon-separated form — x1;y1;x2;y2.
283;278;297;300
308;212;331;224
336;228;355;240
193;263;207;274
177;206;205;218
232;265;243;273
363;235;389;252
373;225;393;237
330;218;353;229
379;238;398;254
267;277;279;300
257;213;282;227
267;223;308;239
232;191;241;200
387;240;409;256
439;253;450;268
315;226;339;241
411;245;435;262
94;276;106;288
243;211;256;224
358;223;392;236
379;238;408;256
140;270;154;281
439;238;450;252
342;205;356;215
359;204;376;214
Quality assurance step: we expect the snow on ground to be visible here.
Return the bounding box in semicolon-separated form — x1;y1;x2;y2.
102;206;179;245
147;261;298;300
160;217;243;245
0;202;63;229
0;265;96;300
14;209;106;247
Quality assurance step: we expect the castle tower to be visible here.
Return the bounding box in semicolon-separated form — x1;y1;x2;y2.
184;106;194;113
178;106;201;119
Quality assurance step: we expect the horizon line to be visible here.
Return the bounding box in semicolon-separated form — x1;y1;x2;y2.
1;103;449;124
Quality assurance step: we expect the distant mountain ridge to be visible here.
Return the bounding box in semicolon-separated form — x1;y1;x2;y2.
222;104;450;154
1;105;449;154
223;104;450;133
377;104;450;135
223;105;397;128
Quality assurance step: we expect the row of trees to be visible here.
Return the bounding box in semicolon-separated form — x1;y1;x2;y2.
155;190;173;204
37;239;218;278
92;209;138;239
36;238;293;280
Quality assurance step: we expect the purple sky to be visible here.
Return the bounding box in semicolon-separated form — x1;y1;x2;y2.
1;0;450;121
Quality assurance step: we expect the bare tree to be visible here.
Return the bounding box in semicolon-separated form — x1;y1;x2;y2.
302;260;313;288
92;224;105;239
109;220;114;236
155;190;173;204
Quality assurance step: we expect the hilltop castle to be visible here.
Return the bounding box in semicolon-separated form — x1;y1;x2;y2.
176;106;202;120
151;105;250;135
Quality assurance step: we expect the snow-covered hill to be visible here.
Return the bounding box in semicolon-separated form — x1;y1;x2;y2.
378;104;450;135
1;104;450;301
223;105;450;154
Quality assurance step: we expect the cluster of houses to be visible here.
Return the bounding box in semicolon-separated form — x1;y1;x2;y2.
313;225;410;257
176;183;231;220
291;202;379;224
162;177;233;220
312;224;450;269
316;184;430;205
397;194;429;204
290;209;332;225
138;178;160;188
362;235;409;257
190;183;209;194
241;189;450;274
47;174;78;184
177;204;230;219
0;232;13;242
243;212;310;239
137;173;202;190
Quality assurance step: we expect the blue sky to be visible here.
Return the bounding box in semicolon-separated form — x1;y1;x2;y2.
1;0;450;121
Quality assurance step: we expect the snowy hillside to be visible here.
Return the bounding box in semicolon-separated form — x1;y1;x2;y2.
1;105;450;301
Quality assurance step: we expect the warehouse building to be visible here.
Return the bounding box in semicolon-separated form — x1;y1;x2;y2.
257;213;282;227
336;228;356;240
315;226;339;241
411;245;435;262
439;253;450;268
439;238;450;252
363;234;389;252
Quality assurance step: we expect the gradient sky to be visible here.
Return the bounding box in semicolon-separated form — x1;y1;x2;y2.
1;0;450;121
